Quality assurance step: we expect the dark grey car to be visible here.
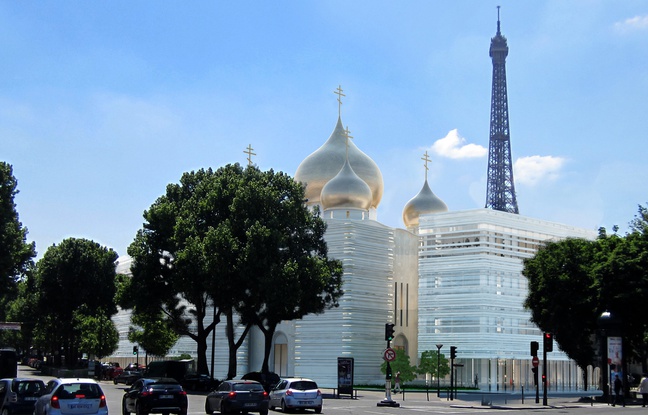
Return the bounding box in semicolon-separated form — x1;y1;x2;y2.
205;380;268;415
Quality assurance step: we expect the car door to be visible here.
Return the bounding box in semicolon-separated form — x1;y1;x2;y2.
208;382;229;410
123;379;145;413
269;380;287;407
0;380;8;412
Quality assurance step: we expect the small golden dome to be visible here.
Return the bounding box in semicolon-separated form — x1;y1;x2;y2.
402;179;448;228
321;159;373;210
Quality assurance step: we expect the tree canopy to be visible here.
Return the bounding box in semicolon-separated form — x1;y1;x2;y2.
0;162;36;320
124;164;343;377
523;204;648;380
32;237;119;365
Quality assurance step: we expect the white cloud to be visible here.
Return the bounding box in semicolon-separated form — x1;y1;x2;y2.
431;129;487;159
614;15;648;33
514;155;566;186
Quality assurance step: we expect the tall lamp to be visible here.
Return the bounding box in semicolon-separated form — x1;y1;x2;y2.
436;344;443;397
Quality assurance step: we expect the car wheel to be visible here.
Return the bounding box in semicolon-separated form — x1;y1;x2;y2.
114;378;118;385
260;410;268;415
136;403;148;415
220;401;228;414
281;400;289;413
205;400;213;415
3;408;10;415
122;400;129;415
314;406;322;414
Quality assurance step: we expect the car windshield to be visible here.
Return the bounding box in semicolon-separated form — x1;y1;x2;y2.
289;381;317;390
56;383;102;399
14;381;44;396
234;383;264;392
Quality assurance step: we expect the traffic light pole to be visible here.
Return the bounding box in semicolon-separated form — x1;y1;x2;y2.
542;347;547;405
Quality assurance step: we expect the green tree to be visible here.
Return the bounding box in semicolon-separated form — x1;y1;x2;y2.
417;350;450;381
0;162;36;320
75;308;119;359
380;349;417;383
127;310;179;358
32;238;118;366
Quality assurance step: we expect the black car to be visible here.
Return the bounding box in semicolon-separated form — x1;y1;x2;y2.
114;371;144;385
180;374;219;392
205;380;268;415
122;378;187;415
0;378;46;415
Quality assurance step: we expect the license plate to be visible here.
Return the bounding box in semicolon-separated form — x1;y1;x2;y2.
244;403;257;407
159;395;173;399
299;401;313;405
68;403;93;409
25;397;37;401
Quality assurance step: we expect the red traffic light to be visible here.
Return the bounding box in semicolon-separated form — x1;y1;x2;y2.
543;333;553;352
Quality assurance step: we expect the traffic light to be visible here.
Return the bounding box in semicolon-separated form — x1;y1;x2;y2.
530;341;539;357
543;333;553;352
531;367;538;386
450;346;457;359
133;346;138;355
384;323;395;341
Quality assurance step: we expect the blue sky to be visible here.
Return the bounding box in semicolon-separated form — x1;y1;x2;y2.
2;1;647;259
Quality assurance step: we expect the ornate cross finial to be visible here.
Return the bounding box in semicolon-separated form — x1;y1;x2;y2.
421;151;431;181
334;85;345;117
244;144;256;166
343;126;353;157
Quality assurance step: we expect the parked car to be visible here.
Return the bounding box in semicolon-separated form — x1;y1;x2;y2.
124;364;145;372
269;378;322;414
179;374;219;392
122;378;187;415
114;371;143;386
0;378;46;415
205;380;268;415
33;378;107;415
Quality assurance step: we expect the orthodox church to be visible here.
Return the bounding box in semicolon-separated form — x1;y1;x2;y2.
114;103;595;389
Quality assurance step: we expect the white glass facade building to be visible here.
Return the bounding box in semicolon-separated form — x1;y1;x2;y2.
417;208;597;391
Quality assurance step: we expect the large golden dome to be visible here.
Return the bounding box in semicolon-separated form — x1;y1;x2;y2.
295;117;384;208
402;179;448;228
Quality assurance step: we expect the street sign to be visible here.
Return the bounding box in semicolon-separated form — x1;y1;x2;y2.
383;348;396;362
532;356;539;367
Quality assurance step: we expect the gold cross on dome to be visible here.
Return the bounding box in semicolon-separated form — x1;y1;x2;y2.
334;85;345;117
344;126;353;157
422;151;431;180
244;144;256;166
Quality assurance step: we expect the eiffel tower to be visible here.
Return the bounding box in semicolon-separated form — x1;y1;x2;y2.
485;7;519;214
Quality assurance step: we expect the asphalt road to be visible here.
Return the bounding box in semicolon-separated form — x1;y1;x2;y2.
17;365;647;415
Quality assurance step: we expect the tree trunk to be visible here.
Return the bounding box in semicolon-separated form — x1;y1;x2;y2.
225;311;253;379
260;322;277;374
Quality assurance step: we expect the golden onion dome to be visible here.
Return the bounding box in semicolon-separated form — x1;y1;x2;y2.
295;117;384;208
321;158;373;211
402;179;448;228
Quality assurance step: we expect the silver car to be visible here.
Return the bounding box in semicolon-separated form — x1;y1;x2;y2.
268;378;322;414
33;378;108;415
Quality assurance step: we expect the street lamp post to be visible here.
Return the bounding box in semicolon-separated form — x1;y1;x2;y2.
436;344;443;397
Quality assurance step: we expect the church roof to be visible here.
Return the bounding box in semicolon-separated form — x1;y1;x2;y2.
402;179;448;228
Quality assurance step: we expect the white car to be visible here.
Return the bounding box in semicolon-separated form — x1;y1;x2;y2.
33;378;107;415
269;378;321;414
